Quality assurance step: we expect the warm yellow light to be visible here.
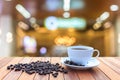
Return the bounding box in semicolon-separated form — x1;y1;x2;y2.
18;21;29;30
16;27;26;37
93;22;101;30
68;28;75;32
54;36;76;46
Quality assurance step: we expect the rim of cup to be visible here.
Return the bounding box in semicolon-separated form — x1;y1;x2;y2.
68;46;94;51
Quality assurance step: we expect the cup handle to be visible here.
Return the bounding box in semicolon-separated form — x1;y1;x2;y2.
93;49;100;57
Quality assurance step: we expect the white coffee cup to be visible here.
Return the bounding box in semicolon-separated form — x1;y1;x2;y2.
67;46;100;65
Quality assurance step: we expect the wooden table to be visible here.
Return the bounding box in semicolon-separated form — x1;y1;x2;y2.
0;57;120;80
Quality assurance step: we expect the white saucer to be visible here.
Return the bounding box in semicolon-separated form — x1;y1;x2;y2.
61;57;100;70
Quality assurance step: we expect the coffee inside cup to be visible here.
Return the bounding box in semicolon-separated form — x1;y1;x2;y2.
71;48;88;50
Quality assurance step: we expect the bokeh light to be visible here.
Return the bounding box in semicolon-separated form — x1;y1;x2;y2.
39;47;47;55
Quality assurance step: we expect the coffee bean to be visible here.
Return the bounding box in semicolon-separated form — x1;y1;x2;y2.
15;68;21;71
63;69;68;74
52;72;58;78
10;64;13;67
7;61;68;78
22;69;24;72
11;67;14;70
7;66;10;70
64;60;85;66
61;67;64;70
39;70;44;75
56;63;59;66
28;71;35;74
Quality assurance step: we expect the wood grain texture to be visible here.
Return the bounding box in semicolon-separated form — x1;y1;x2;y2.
106;57;120;69
98;58;120;80
62;58;79;80
89;67;110;80
0;57;23;80
0;57;119;80
101;58;120;74
0;57;13;69
64;69;79;80
0;57;4;61
2;57;33;80
77;70;95;80
49;57;64;80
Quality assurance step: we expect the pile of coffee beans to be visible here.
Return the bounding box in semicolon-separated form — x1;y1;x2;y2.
7;61;68;78
64;60;85;66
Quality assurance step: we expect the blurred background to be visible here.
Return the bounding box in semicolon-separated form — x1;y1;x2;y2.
0;0;120;57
